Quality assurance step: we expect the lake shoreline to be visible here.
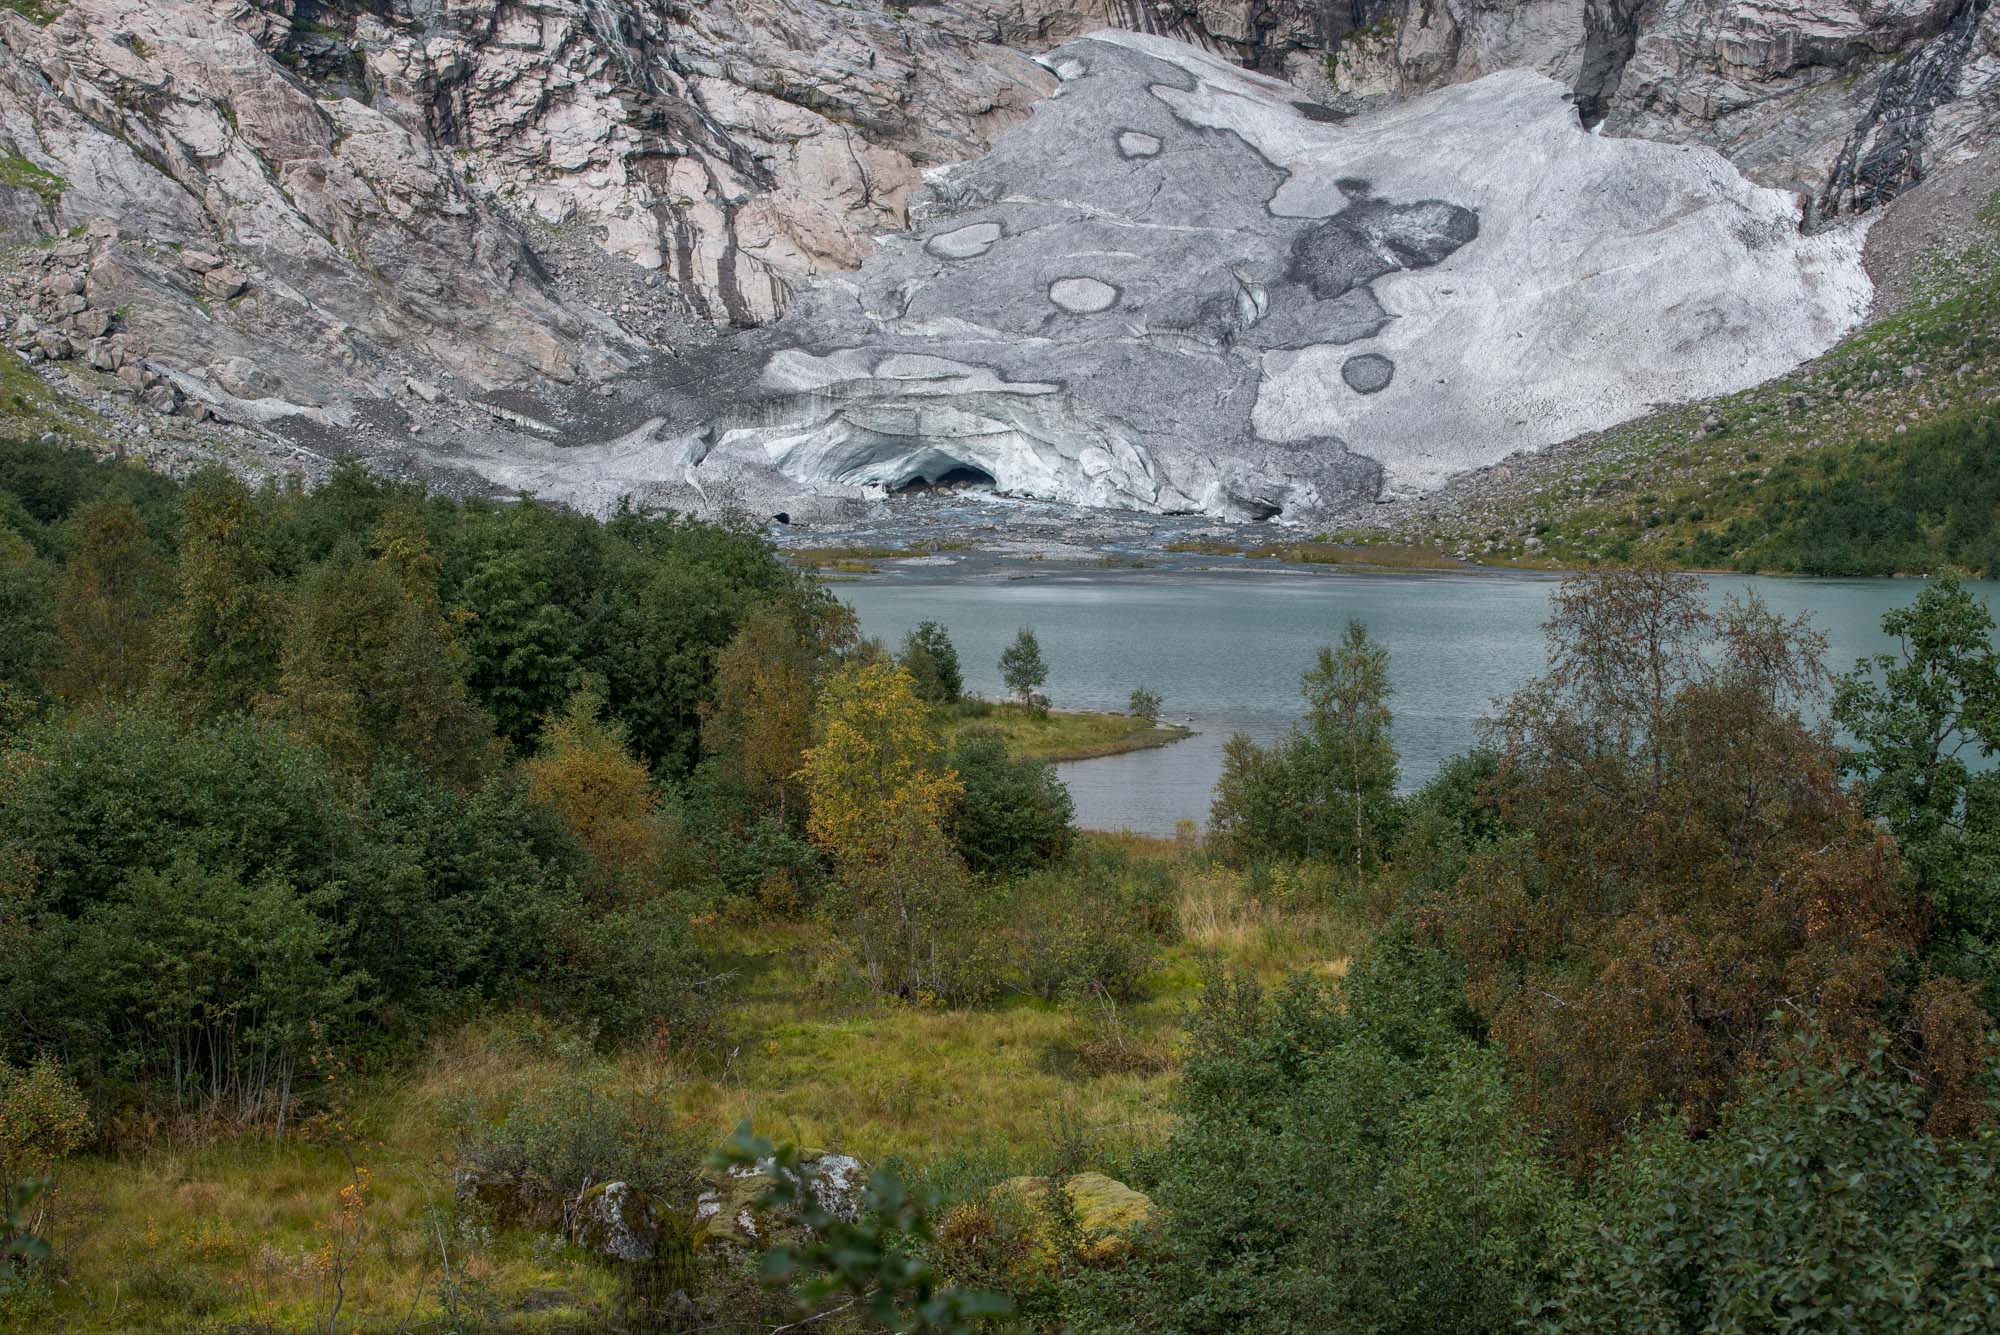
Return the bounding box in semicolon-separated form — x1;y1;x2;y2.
844;569;1990;836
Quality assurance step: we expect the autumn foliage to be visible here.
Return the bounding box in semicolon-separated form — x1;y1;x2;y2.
1435;566;1987;1159
702;604;828;825
521;694;664;902
798;660;963;869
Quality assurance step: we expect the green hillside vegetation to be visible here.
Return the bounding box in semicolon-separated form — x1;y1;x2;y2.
1393;197;2000;573
0;338;112;448
3;435;1998;1332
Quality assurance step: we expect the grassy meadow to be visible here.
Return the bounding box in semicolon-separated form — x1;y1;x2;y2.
21;839;1364;1333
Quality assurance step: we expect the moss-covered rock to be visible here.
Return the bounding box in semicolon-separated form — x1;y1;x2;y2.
571;1181;671;1262
989;1171;1159;1267
690;1149;865;1250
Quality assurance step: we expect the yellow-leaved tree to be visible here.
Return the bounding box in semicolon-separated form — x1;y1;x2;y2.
523;693;663;903
702;604;822;825
798;662;988;1000
800;661;961;863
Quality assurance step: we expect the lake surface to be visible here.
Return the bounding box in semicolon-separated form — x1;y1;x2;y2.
840;569;1997;835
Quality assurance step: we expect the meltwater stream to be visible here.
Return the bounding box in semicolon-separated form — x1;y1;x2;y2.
841;569;2000;836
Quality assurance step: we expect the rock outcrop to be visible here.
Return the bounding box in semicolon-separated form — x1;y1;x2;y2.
988;1170;1160;1266
691;1148;866;1248
1186;1;2000;230
571;1180;675;1263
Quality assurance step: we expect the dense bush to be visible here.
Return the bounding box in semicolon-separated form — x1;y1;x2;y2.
455;1065;705;1226
899;620;964;705
1538;1038;2000;1330
1007;846;1172;1001
1835;572;2000;1009
0;706;344;920
0;453;797;1123
1673;412;2000;575
1050;567;2000;1334
1073;931;1567;1333
0;702;717;1117
1448;567;1965;1159
947;729;1074;876
0;1058;89;1190
1210;621;1399;868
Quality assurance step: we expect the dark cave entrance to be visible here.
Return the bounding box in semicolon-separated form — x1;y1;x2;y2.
894;463;998;494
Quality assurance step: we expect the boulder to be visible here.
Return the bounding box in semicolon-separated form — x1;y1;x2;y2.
691;1149;865;1249
570;1181;673;1263
201;266;248;300
210;356;278;399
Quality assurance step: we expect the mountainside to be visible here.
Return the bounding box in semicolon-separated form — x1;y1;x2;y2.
3;0;1998;521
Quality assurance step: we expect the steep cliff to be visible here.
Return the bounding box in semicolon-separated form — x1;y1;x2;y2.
1192;0;2000;229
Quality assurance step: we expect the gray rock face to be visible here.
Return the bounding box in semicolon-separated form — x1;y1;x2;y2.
536;32;1868;522
0;0;1074;437
1279;0;2000;228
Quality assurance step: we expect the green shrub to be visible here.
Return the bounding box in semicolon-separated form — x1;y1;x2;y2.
0;1057;89;1184
1068;932;1559;1333
1536;1038;2000;1331
0;705;341;918
20;860;359;1120
1834;573;2000;1008
546;895;722;1050
899;621;964;705
1740;414;2000;574
456;1072;703;1226
664;774;828;911
1209;622;1399;868
1007;848;1174;1001
946;730;1074;876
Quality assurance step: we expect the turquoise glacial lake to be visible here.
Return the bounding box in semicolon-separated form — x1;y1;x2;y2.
841;569;2000;836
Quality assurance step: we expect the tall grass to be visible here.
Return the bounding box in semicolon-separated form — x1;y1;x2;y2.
24;839;1381;1330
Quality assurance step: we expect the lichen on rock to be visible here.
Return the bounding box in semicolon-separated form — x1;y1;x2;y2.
986;1170;1161;1267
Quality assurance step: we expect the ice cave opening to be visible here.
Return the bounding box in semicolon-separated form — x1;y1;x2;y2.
893;463;999;495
